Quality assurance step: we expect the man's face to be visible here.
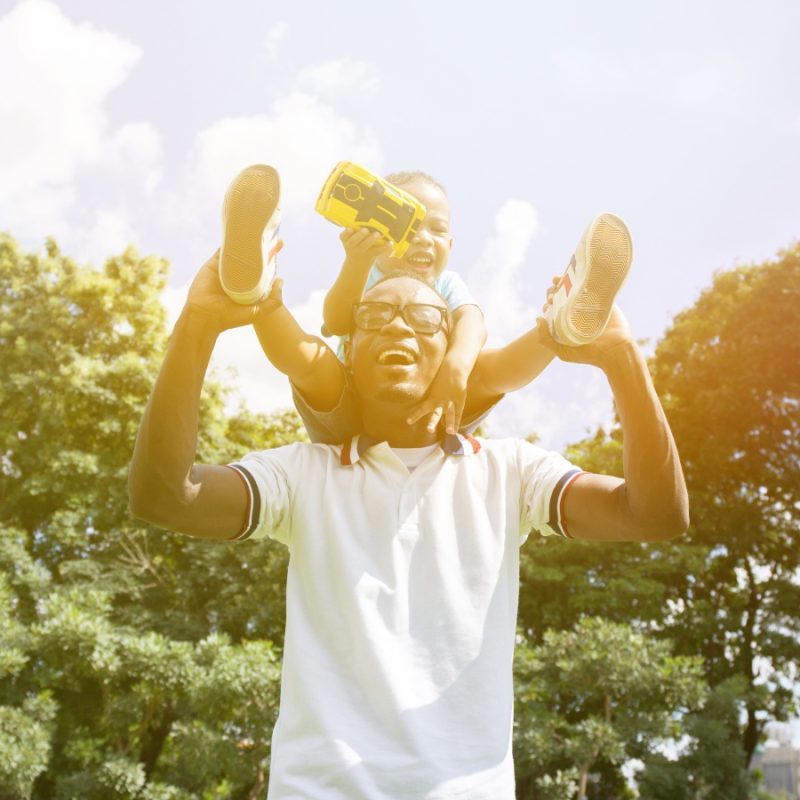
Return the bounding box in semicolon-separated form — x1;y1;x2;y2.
374;179;453;282
347;276;449;406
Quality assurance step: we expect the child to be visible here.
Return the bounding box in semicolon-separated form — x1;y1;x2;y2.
217;164;631;443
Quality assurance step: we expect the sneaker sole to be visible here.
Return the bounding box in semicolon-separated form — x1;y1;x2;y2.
553;213;632;345
219;165;280;305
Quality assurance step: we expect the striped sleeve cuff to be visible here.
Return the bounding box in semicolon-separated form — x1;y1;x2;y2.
226;464;261;541
546;469;584;538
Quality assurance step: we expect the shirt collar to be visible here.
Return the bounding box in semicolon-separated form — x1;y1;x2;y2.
339;432;481;466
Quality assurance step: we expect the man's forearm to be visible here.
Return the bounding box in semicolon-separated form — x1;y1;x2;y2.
128;306;219;520
603;342;689;537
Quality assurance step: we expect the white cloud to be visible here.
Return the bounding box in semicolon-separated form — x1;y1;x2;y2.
160;282;187;327
178;90;383;232
79;208;140;268
0;0;140;187
296;57;380;96
211;324;296;415
161;282;331;417
0;0;161;260
0;0;380;272
100;122;163;194
486;364;613;447
212;288;331;416
467;199;539;347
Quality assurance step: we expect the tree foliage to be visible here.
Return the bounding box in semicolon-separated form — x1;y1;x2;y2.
637;678;765;800
649;244;800;764
0;235;302;798
518;243;800;796
513;618;705;799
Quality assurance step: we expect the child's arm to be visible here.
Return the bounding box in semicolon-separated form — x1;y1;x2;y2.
407;304;487;435
463;274;567;412
323;228;392;335
252;289;345;413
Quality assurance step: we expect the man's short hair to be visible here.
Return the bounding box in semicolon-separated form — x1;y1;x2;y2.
361;270;451;333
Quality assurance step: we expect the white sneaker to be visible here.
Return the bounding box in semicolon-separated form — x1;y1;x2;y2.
219;164;281;305
547;213;633;346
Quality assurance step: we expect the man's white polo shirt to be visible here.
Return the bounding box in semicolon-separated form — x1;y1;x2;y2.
229;434;582;800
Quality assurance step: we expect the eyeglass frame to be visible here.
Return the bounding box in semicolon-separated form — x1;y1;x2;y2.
351;301;451;335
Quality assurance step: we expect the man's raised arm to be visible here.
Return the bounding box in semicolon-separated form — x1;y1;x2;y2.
128;252;280;540
538;306;690;543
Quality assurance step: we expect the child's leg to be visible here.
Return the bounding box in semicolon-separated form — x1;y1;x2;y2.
216;163;355;439
463;328;555;420
253;303;345;413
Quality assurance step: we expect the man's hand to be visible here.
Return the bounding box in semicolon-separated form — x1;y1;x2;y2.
406;359;469;435
339;227;392;270
186;249;284;334
536;275;635;368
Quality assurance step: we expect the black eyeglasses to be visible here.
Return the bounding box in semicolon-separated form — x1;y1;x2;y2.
352;301;449;334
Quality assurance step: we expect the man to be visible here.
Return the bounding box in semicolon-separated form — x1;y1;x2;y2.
128;252;688;799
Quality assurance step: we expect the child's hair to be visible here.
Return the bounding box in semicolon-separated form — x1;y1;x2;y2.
384;171;447;196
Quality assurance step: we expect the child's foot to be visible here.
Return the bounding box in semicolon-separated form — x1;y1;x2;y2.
547;213;633;346
219;164;281;305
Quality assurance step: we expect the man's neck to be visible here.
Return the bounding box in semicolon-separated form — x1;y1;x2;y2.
360;403;441;448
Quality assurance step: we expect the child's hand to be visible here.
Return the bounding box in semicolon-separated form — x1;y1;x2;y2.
406;360;469;436
340;227;392;268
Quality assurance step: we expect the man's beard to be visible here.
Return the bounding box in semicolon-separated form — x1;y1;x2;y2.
370;382;419;403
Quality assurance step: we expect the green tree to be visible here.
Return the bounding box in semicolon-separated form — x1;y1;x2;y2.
637;677;767;800
649;245;800;765
518;429;695;647
516;244;800;795
513;618;706;800
0;235;302;797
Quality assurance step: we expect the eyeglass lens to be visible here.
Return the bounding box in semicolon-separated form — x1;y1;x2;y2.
353;302;445;333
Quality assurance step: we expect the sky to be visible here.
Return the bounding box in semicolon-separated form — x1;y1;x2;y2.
1;0;799;453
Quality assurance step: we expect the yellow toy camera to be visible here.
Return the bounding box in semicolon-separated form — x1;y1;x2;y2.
315;161;427;257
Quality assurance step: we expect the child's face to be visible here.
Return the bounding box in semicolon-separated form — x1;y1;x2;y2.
375;178;453;282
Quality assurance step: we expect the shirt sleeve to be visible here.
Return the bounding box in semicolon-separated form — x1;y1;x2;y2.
516;440;584;542
227;444;303;545
363;264;384;292
433;271;479;312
